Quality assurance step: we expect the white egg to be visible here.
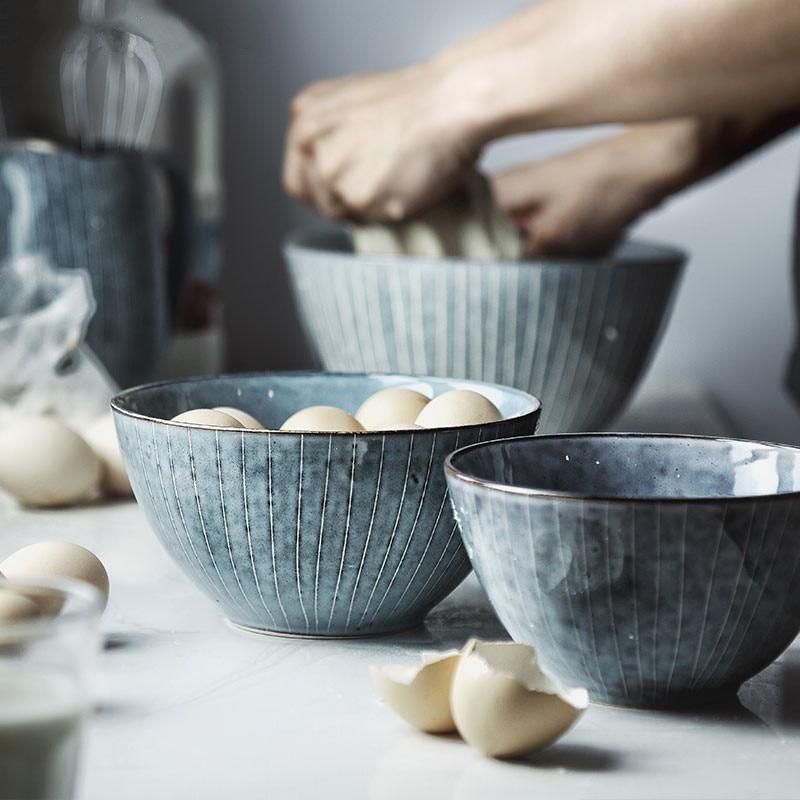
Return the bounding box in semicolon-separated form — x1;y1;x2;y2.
1;542;110;613
371;651;461;734
450;640;588;759
83;414;133;498
415;390;503;429
171;409;245;428
0;588;41;624
213;407;264;430
0;417;101;508
280;406;365;433
356;388;430;431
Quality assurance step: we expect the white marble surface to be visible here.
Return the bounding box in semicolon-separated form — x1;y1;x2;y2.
5;389;800;799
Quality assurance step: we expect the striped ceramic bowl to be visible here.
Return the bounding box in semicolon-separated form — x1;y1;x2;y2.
446;433;800;708
112;372;541;637
285;229;684;434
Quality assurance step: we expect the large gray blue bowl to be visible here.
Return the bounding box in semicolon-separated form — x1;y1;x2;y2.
112;372;540;637
446;433;800;708
285;229;684;433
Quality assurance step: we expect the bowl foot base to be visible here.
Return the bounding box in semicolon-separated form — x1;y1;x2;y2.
590;684;741;711
225;617;425;640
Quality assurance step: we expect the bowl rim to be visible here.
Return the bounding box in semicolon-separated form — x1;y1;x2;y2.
111;370;542;436
283;226;688;269
444;432;800;504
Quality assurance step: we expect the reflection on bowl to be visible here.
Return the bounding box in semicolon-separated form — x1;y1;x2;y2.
285;229;684;433
446;434;800;707
112;372;540;637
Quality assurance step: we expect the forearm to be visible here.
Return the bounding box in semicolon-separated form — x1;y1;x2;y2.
437;0;800;145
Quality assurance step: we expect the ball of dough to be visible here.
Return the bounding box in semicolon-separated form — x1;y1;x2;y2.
213;407;264;430
83;414;133;498
0;417;101;508
356;388;430;431
415;390;503;428
281;406;365;433
171;409;245;428
1;542;110;613
0;589;41;624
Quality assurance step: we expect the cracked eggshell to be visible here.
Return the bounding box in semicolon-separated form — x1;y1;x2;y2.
355;388;430;431
213;407;264;430
415;390;502;429
83;414;133;497
0;416;102;508
1;542;109;613
171;409;245;428
451;640;588;759
281;406;364;433
371;651;461;734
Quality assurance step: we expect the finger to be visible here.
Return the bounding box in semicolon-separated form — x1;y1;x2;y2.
303;158;346;219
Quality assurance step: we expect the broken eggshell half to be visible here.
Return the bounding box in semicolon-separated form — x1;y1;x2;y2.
370;650;461;734
451;640;589;759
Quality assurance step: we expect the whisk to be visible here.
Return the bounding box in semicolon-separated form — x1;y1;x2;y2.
59;2;164;150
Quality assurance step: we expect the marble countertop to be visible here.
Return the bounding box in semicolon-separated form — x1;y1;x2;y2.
5;387;800;799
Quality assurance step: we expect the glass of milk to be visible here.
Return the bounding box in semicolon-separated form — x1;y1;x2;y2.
0;577;103;800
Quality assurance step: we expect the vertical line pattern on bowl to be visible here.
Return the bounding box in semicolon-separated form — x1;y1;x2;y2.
719;498;793;681
188;427;244;612
241;431;277;627
267;432;290;628
554;500;595;683
328;435;358;630
665;503;689;696
295;434;310;631
359;434;415;626
314;435;333;628
604;500;629;699
694;501;758;684
216;430;256;613
389;431;458;617
706;498;775;684
651;501;661;702
168;427;216;595
151;421;200;587
688;503;728;687
369;433;437;624
346;434;386;628
388;268;412;374
630;503;643;701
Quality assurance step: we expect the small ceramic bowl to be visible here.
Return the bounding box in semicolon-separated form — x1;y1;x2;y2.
112;372;540;637
285;228;684;433
445;433;800;708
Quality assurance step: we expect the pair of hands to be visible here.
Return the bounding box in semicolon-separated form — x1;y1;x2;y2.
283;62;711;256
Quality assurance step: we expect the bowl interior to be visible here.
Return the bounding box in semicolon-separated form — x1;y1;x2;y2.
112;372;540;430
288;226;686;268
448;434;800;501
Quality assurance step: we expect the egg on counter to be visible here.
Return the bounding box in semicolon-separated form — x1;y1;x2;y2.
83;414;133;498
356;388;431;431
371;651;461;734
450;640;588;759
213;407;265;430
280;406;365;433
1;542;110;613
415;390;502;428
171;409;245;428
0;416;101;508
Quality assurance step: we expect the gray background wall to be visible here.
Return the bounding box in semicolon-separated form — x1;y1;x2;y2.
164;0;800;444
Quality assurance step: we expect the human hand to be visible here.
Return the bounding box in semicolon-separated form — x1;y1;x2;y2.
284;62;484;221
492;120;710;257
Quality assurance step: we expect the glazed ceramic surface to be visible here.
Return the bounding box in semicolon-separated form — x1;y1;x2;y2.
285;229;684;433
445;434;800;707
112;372;541;637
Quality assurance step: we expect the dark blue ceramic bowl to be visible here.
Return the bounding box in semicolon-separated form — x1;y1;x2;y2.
445;433;800;708
112;373;540;637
